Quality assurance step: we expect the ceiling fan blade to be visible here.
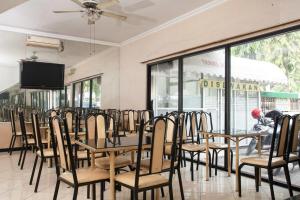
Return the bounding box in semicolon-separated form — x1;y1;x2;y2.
97;0;119;10
101;11;126;21
71;0;84;7
53;10;84;13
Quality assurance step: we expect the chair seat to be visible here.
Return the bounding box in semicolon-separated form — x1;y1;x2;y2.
140;159;177;170
240;156;286;167
60;167;109;185
77;150;103;159
207;142;230;149
95;156;132;169
37;149;57;158
16;132;32;136
289;153;299;162
165;144;172;155
69;132;86;137
182;143;206;152
115;172;168;189
28;138;48;145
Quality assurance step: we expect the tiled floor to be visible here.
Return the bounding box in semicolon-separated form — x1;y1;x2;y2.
0;151;297;200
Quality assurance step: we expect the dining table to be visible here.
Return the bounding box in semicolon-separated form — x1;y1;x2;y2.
75;134;151;200
202;130;269;192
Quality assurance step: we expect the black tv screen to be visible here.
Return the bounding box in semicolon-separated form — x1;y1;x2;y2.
20;61;65;90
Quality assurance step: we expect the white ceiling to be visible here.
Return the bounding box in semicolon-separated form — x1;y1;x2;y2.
0;0;214;43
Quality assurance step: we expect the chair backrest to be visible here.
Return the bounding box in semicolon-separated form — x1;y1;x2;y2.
19;111;29;146
32;112;44;156
180;112;187;141
289;114;300;155
135;116;178;188
269;115;291;166
96;113;106;139
9;110;16;136
166;114;175;143
128;110;135;132
65;111;74;133
189;111;200;142
50;116;78;183
86;113;97;141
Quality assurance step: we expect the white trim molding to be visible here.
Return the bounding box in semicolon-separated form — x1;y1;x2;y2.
121;0;227;46
0;25;120;47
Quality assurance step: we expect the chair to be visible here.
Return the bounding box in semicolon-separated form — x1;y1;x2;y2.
50;115;109;200
181;111;212;181
115;116;179;200
8;110;23;155
141;112;185;200
238;115;293;200
199;111;233;175
29;112;55;192
288;114;300;168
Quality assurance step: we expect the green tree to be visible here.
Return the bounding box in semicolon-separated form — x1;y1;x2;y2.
231;31;300;92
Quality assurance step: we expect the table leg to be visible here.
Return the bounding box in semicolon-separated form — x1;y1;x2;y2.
110;152;116;200
205;133;209;181
235;139;239;192
227;137;231;177
91;152;95;168
47;130;51;168
257;136;262;186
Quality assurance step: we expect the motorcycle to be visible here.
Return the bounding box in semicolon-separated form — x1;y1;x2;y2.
246;109;282;156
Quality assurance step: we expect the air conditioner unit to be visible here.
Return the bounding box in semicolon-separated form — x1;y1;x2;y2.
26;36;64;52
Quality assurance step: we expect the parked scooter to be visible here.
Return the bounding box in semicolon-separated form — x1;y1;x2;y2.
246;108;282;156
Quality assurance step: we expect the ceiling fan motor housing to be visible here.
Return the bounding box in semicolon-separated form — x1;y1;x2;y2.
82;0;98;8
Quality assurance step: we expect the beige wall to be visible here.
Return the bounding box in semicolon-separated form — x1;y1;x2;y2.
119;0;300;110
65;47;120;109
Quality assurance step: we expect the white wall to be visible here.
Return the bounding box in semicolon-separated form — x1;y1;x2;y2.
0;66;19;92
65;47;120;109
119;0;300;110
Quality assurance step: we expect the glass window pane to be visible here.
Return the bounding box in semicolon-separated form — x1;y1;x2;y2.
60;89;65;107
183;49;225;131
66;85;72;107
82;80;91;108
91;77;101;108
74;83;81;107
151;60;178;116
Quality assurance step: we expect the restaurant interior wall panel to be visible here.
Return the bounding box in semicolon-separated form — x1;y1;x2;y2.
119;0;300;110
65;47;120;109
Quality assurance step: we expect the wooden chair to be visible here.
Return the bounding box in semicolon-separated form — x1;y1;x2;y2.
141;112;185;200
115;116;179;200
181;111;212;181
8;110;23;155
199;111;233;175
50;115;109;200
29;112;55;192
288;114;300;169
238;115;293;200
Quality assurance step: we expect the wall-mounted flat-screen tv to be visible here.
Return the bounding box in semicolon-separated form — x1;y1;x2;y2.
20;60;65;90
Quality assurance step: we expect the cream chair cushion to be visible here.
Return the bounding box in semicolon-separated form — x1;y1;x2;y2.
95;156;131;169
115;172;168;189
182;143;206;152
28;138;47;145
140;159;177;170
60;167;109;184
289;153;299;162
240;156;286;167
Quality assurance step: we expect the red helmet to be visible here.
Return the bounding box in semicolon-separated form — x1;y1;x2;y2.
251;108;262;119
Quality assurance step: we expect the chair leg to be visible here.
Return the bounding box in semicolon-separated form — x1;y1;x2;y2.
10;136;16;155
169;184;174;200
208;152;212;177
29;155;38;185
190;152;194;181
255;166;259;192
73;186;78;200
143;191;146;200
87;185;90;199
177;167;185;200
18;146;24;166
92;184;96;200
238;164;244;197
20;149;27;170
215;150;218;176
183;150;186;167
100;182;104;200
8;135;14;154
196;153;200;171
283;165;293;197
160;187;165;197
134;190;139;200
34;158;44;192
230;149;233;172
151;189;154;200
267;169;275;200
53;180;60;200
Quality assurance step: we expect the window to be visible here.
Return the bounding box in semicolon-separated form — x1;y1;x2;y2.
91;77;101;108
73;82;81;107
151;60;178;116
183;49;225;131
66;85;72;107
82;80;91;108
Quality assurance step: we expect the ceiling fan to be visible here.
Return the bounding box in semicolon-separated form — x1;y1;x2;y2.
53;0;127;24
